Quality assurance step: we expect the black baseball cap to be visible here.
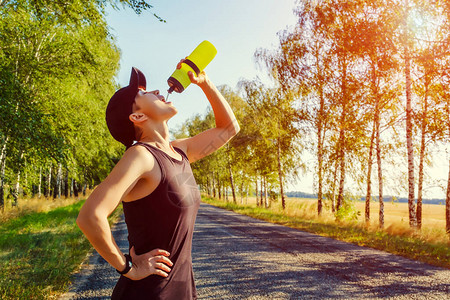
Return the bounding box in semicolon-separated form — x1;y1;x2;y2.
106;67;147;148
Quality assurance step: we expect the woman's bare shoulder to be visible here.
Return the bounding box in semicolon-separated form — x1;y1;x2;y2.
120;144;157;170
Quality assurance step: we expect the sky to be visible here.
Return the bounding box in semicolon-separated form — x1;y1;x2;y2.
104;1;448;199
105;0;297;129
104;0;312;193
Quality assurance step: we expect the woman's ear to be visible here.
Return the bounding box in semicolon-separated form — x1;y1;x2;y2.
129;112;148;124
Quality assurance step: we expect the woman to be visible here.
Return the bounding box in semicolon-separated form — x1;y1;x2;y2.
76;59;240;299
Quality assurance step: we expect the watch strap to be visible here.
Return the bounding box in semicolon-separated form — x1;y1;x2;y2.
116;254;132;275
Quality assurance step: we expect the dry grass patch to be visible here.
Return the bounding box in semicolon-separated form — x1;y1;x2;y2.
0;191;92;224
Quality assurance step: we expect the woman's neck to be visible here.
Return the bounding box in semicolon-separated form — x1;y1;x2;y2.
138;121;172;150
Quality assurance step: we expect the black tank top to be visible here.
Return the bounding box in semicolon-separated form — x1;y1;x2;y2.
112;142;201;300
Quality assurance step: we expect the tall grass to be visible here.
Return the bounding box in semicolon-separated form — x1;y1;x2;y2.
0;192;92;224
0;198;122;299
202;195;450;269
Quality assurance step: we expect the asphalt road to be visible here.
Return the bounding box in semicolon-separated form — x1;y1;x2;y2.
61;202;450;299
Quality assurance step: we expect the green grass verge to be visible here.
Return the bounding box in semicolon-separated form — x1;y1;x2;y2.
201;196;450;269
0;200;122;300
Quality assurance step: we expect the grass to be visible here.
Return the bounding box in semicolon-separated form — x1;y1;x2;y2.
202;195;450;269
0;193;92;224
0;198;122;300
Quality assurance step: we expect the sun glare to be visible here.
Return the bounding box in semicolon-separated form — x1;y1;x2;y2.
408;5;440;46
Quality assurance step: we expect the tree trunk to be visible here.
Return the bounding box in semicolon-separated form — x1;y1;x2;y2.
255;179;258;206
447;97;450;235
317;102;325;216
38;166;42;198
317;132;324;216
336;49;349;213
376;106;384;229
447;158;450;235
24;160;28;197
404;0;417;228
0;136;8;210
0;156;6;211
73;179;79;197
316;55;325;216
64;168;69;198
336;127;346;211
47;165;52;198
12;151;24;207
13;171;20;207
264;176;268;209
240;181;244;204
331;159;338;213
55;163;62;199
226;145;237;203
260;177;264;207
365;119;376;224
208;176;212;196
0;136;9;171
417;78;429;230
228;162;236;203
225;185;228;202
417;132;425;230
212;171;216;198
276;138;286;210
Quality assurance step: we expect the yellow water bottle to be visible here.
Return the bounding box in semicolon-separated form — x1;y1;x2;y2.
167;40;217;94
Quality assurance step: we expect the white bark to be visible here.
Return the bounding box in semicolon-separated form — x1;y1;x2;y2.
404;0;417;228
38;166;42;198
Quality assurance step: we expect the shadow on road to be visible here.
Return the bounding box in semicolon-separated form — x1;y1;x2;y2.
193;203;450;299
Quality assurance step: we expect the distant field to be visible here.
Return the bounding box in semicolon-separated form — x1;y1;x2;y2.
357;200;445;229
232;196;447;237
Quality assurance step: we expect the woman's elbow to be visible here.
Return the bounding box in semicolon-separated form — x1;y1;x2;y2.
76;212;90;231
76;209;101;232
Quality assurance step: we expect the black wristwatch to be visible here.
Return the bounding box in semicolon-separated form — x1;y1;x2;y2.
116;254;132;275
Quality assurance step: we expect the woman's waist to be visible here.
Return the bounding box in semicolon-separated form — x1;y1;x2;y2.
128;231;193;258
